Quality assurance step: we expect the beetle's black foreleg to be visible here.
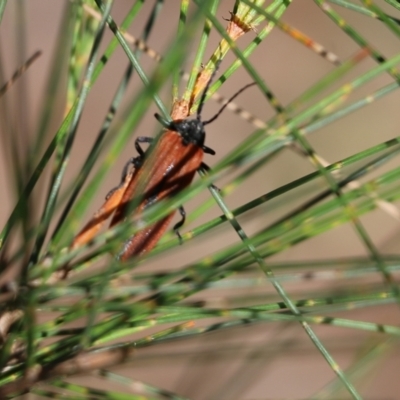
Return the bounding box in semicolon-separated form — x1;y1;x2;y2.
135;136;153;157
199;162;220;192
105;156;141;200
200;162;211;173
173;206;186;244
203;145;215;155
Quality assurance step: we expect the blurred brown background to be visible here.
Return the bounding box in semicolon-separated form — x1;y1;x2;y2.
1;1;399;399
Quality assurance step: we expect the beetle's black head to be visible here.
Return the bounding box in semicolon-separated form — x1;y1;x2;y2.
154;60;222;149
171;118;205;147
154;57;255;151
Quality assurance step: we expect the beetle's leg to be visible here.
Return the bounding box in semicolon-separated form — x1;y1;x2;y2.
173;206;186;244
105;157;141;200
122;156;142;180
135;136;153;157
106;136;153;200
200;162;220;191
203;145;215;155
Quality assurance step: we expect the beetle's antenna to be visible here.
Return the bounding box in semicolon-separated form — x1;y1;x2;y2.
196;58;223;120
154;112;174;129
0;51;42;98
203;82;257;126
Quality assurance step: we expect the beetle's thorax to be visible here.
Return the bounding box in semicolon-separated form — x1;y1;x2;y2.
173;118;205;147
